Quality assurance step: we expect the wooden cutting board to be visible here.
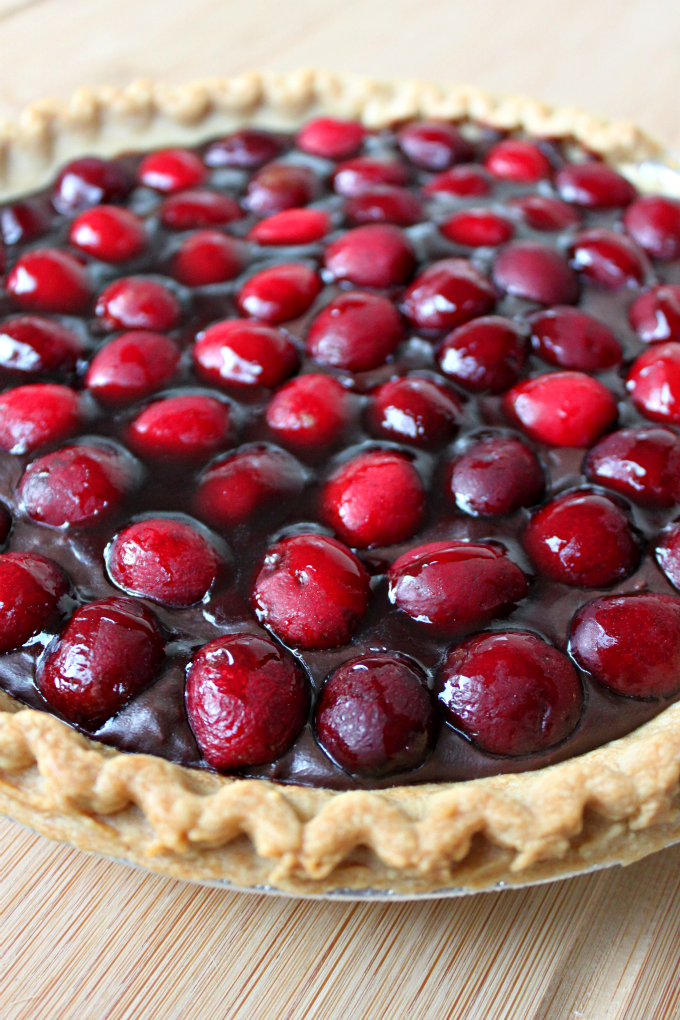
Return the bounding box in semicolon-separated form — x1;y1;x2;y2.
1;1;680;1017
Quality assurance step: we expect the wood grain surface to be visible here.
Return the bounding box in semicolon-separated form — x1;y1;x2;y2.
1;2;680;1018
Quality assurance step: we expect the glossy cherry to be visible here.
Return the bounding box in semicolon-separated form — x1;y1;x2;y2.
555;162;637;208
584;427;680;507
505;371;617;447
484;139;551;183
439;209;514;247
493;241;579;305
509;195;581;232
323;224;416;289
6;249;91;314
368;376;461;448
1;198;52;245
345;186;424;228
0;383;83;454
265;374;351;451
237;263;321;323
657;520;680;590
85;331;180;407
245;163;317;215
400;258;496;331
0;552;70;654
448;435;545;516
127;393;232;463
423;165;492;197
437;315;527;393
628;285;680;343
248;208;331;245
626;342;680;424
623;195;680;261
296;117;365;159
397;121;473;170
306;291;404;371
95;277;181;332
52;157;134;214
159;189;244;230
204;130;282;169
529;306;621;371
0;316;83;378
193;319;298;390
171;230;245;286
332;157;410;197
69;205;146;263
570;229;646;289
138;148;206;193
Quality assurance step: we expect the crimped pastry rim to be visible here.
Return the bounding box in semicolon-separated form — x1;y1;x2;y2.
1;69;680;898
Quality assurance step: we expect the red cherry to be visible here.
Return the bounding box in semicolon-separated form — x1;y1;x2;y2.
628;285;680;343
437;315;527;393
484;139;552;183
439;209;514;247
345;186;424;227
584;427;680;507
193;319;298;390
296;117;365;159
509;195;582;232
171;230;245;286
448;435;545;515
324;224;416;288
321;449;425;548
656;523;680;590
237;263;321;324
19;442;139;527
36;596;165;728
505;371;617;447
266;373;351;451
306;291;404;371
127;393;232;463
204;130;282;169
107;516;223;608
159;189;244;230
0;316;83;378
493;241;579;305
95;277;181;331
570;229;646;289
332;157;410;197
623;195;680;260
314;654;436;777
397;121;473;170
245;164;317;215
369;376;461;448
1;198;52;245
423;165;492;198
523;490;640;588
0;552;70;653
138;148;206;193
389;540;528;633
6;249;91;314
570;593;680;699
186;632;309;769
248;208;331;245
251;533;370;649
193;443;307;530
626;342;680;424
0;383;83;454
53;157;134;214
555;162;637;208
438;631;582;756
85;331;180;407
69;205;145;263
401;258;496;331
529;306;622;371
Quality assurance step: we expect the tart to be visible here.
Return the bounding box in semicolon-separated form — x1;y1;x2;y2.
2;71;680;897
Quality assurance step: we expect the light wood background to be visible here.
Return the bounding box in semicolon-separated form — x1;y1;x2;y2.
1;2;680;1018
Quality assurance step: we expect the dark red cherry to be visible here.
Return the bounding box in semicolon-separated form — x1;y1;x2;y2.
509;195;582;232
296;117;365;159
656;523;680;590
204;130;282;169
629;285;680;343
555;162;637;208
493;241;579;305
95;277;181;332
438;631;582;756
245;163;317;215
266;374;351;451
251;533;370;649
484;139;552;183
186;633;309;769
448;435;545;515
306;291;404;371
332;157;410;197
388;540;528;632
19;442;139;527
6;249;91;314
324;224;416;288
237;263;321;324
85;331;180;407
36;596;165;728
570;229;646;289
423;165;492;197
439;209;514;247
248;208;331;245
69;205;145;263
107;516;223;608
194;319;298;391
345;186;424;227
0;552;70;653
0;383;83;454
623;195;680;260
570;593;680;698
193;443;307;530
171;230;245;286
523;490;640;588
127;394;231;463
529;306;622;371
398;121;473;170
369;376;461;448
321;449;425;548
584;427;680;508
0;316;83;378
53;157;134;214
314;654;436;777
159;189;244;230
138;148;206;193
505;371;617;447
401;258;496;331
626;342;680;424
1;198;52;245
437;316;527;393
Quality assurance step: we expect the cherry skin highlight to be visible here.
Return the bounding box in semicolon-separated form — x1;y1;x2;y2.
368;376;461;449
323;224;416;289
570;229;646;289
397;121;473;170
626;342;680;424
555;162;637;208
248;208;332;245
423;166;492;197
437;316;527;393
448;435;545;516
655;522;680;591
127;394;232;464
484;139;552;183
0;383;83;454
69;205;146;263
504;371;618;447
401;258;496;331
624;196;680;261
95;277;181;332
332;157;410;197
345;186;424;228
265;374;351;451
204;130;282;169
0;552;71;654
493;241;579;305
509;195;581;232
528;306;622;372
296;117;365;159
159;189;244;230
584;427;680;508
306;291;404;372
245;163;317;215
193;319;298;391
0;317;83;379
237;263;321;324
7;249;91;314
52;157;134;214
629;285;680;343
439;209;514;247
85;331;180;407
138;148;206;193
171;230;246;287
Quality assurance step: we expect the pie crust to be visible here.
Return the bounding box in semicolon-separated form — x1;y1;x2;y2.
1;70;680;897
